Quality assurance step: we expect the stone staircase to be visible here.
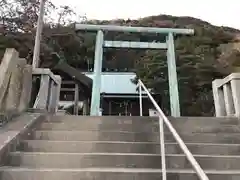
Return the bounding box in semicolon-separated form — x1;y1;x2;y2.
1;115;240;179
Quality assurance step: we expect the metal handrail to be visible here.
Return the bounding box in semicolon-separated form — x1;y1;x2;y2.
138;79;209;180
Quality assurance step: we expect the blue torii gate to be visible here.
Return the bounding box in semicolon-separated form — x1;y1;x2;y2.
75;24;194;117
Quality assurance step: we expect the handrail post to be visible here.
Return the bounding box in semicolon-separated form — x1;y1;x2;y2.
139;82;143;116
159;117;167;180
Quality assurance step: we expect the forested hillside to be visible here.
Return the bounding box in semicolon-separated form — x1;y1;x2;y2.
1;0;240;116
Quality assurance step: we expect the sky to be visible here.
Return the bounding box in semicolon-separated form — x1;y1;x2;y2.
51;0;240;30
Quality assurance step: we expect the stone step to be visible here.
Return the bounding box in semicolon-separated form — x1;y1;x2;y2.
7;152;240;170
31;130;159;142
42;116;240;126
46;115;158;123
47;116;240;130
19;140;161;154
47;115;239;126
19;140;240;155
39;121;177;133
0;167;240;180
38;121;240;133
176;125;240;133
38;122;158;132
31;130;240;144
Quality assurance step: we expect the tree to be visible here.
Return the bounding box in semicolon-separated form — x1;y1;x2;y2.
0;0;86;66
134;21;236;116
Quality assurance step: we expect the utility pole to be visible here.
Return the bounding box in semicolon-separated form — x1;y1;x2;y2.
32;0;46;68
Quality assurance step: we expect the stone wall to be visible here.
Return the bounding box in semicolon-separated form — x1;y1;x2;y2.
0;49;32;118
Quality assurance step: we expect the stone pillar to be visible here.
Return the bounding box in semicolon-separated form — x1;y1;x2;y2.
0;49;19;106
54;75;61;113
18;65;32;112
231;79;240;117
3;58;26;112
212;79;226;117
48;79;55;113
32;69;62;113
33;74;50;110
74;83;79;115
212;73;240;117
47;75;61;113
83;99;89;115
223;83;235;116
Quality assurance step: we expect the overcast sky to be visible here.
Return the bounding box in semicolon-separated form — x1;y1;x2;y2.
51;0;240;29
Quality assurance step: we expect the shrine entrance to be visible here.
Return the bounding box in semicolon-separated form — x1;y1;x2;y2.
75;24;194;117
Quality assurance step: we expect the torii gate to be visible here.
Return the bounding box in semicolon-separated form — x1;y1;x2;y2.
75;24;194;117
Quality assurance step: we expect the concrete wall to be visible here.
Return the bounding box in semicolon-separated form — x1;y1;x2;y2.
0;49;32;114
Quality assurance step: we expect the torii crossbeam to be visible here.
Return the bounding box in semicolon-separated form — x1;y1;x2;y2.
75;24;194;117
